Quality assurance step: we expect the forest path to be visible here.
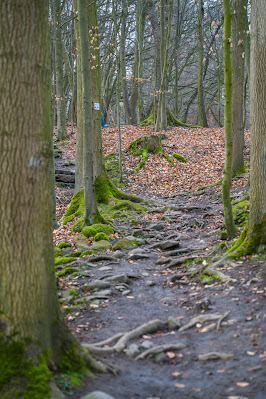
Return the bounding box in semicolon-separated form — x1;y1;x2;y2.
56;184;266;399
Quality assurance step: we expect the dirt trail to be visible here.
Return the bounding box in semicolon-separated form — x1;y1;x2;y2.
57;186;266;399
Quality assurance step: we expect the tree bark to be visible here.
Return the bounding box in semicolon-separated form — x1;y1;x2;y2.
222;0;237;239
0;0;74;361
78;0;98;224
248;0;266;244
231;0;246;175
54;0;67;139
197;0;208;127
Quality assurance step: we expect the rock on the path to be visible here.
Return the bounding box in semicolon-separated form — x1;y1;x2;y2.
140;340;154;350
49;382;65;399
104;274;129;284
147;222;165;230
125;343;140;357
85;289;112;300
86;280;111;290
90;240;112;251
80;391;117;399
151;240;180;250
145;280;156;286
128;248;150;260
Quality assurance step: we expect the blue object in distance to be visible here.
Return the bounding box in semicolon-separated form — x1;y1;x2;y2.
101;113;109;127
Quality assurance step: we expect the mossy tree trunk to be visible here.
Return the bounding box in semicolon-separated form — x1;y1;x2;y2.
78;0;99;224
245;0;266;250
222;0;237;239
75;0;105;193
231;0;246;175
0;0;78;376
54;0;67;140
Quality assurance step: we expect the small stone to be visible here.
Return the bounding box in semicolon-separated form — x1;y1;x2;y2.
86;280;111;290
79;391;117;399
49;381;65;399
145;280;156;286
125;343;140;357
155;352;168;363
140;340;154;349
104;274;129;284
85;289;112;300
112;251;125;259
122;290;131;296
148;222;164;231
90;240;112;251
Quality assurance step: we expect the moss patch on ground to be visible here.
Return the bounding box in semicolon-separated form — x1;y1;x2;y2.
173;153;187;163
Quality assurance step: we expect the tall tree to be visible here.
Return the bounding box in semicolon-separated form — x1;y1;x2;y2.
0;1;89;394
242;0;266;252
78;0;99;223
197;0;208;127
231;0;246;175
222;0;237;239
54;0;67;139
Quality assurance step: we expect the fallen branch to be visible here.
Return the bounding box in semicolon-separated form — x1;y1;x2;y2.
136;343;186;360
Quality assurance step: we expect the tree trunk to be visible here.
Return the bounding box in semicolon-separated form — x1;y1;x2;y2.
248;0;266;247
54;0;67;139
75;0;105;193
0;0;75;370
112;0;123;182
78;0;99;224
197;0;208;127
231;0;246;175
120;0;136;125
222;0;237;239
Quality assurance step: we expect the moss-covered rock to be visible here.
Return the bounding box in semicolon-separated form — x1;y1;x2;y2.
90;240;112;251
55;256;75;266
173;153;187;163
58;242;71;249
94;232;109;241
56;266;79;277
82;223;114;238
112;237;139;250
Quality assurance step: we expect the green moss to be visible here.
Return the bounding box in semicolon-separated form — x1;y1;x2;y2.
81;226;97;238
71;217;84;232
69;289;79;297
61;190;85;225
58;242;71;249
90;240;112;251
220;230;228;240
172;153;187;163
54;247;61;258
55;256;75;266
0;340;50;399
164;154;176;167
58;343;86;374
56;266;78;277
94;232;109;241
95;174;141;204
112;237;138;250
82;223;114;238
111;200;146;213
80;250;94;256
140;111;155;126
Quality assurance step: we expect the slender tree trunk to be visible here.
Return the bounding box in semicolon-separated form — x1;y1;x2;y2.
75;0;84;192
222;0;237;239
112;0;123;182
54;0;67;139
0;0;74;366
231;0;246;175
78;0;98;224
197;0;208;127
120;0;136;125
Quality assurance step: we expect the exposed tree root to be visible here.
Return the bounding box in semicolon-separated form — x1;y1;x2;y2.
83;318;180;355
198;352;234;361
136;344;186;360
179;311;230;332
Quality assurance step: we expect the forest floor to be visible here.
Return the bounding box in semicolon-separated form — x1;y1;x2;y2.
54;125;265;399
